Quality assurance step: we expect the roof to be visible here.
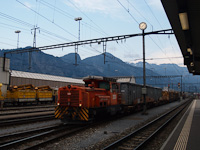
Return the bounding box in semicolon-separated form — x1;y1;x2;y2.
83;76;117;82
11;70;84;84
161;0;200;75
116;77;136;84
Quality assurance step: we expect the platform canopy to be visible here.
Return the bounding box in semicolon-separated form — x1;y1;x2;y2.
161;0;200;75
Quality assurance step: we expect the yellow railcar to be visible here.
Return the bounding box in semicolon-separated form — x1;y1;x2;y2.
5;84;36;104
0;83;4;101
0;83;4;108
36;86;53;102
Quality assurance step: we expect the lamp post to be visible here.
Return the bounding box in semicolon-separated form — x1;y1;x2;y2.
74;17;82;41
139;22;147;115
15;30;21;48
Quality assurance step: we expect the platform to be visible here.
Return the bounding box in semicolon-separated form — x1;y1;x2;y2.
161;99;200;150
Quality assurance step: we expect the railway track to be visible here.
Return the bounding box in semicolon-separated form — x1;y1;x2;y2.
0;106;55;126
0;123;88;150
0;113;55;127
0;108;54;116
0;104;55;111
102;99;192;150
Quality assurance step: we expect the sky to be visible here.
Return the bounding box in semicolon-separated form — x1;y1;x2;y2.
0;0;184;66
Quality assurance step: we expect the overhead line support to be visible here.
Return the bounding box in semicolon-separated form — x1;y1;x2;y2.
103;41;107;64
74;44;78;66
3;29;174;68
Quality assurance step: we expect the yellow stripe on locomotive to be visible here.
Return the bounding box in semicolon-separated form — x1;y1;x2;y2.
55;105;89;121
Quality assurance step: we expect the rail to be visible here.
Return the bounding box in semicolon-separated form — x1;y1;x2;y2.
102;99;192;150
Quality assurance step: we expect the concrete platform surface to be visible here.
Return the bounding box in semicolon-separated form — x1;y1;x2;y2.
161;99;200;150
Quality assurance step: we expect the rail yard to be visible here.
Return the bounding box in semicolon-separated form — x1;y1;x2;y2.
0;96;192;150
0;64;197;150
0;0;199;149
0;74;195;150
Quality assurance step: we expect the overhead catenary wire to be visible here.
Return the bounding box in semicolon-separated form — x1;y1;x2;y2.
148;35;182;75
16;0;77;40
117;0;139;24
134;56;183;61
37;0;117;58
35;1;143;64
1;0;184;73
0;1;146;67
125;0;153;28
67;0;109;36
143;0;163;29
0;12;34;28
0;16;69;47
143;0;180;59
124;0;182;75
39;0;109;37
0;12;71;43
10;0;106;59
0;10;93;50
141;1;182;74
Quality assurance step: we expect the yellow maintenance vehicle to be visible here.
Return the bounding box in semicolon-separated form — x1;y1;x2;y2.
35;85;53;103
0;83;4;108
0;83;4;101
5;84;36;105
1;84;55;106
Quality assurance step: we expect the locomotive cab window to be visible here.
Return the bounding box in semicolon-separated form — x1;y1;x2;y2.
99;82;110;90
85;82;91;87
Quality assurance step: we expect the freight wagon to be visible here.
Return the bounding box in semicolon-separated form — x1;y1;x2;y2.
120;83;162;111
55;76;170;124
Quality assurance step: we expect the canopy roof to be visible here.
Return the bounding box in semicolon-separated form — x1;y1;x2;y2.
161;0;200;75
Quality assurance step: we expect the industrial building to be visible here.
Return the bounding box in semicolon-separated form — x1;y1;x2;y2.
0;57;84;97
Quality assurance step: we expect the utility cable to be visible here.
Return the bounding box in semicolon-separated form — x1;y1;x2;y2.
16;0;77;40
143;0;163;29
117;0;139;24
68;0;109;36
148;35;182;75
40;0;109;36
126;0;153;27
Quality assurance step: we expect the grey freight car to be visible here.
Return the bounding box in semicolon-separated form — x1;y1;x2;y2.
120;83;162;107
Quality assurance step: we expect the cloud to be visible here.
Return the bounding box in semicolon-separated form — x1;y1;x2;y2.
124;53;140;59
145;46;184;66
68;0;120;13
64;0;127;18
24;2;33;9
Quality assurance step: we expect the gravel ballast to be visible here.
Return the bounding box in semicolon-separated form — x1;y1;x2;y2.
42;100;187;150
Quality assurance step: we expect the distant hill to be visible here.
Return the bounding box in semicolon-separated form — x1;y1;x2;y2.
0;49;145;78
1;48;199;92
131;62;188;76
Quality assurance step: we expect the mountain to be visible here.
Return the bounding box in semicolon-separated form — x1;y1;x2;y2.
132;62;187;76
0;49;144;78
1;48;199;92
61;53;81;64
129;62;200;92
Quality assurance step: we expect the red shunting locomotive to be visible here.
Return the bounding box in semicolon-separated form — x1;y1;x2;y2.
55;76;121;123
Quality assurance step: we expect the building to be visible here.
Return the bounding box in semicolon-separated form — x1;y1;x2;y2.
10;70;84;88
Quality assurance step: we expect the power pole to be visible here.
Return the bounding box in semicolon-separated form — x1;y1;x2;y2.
30;26;40;69
74;17;82;66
